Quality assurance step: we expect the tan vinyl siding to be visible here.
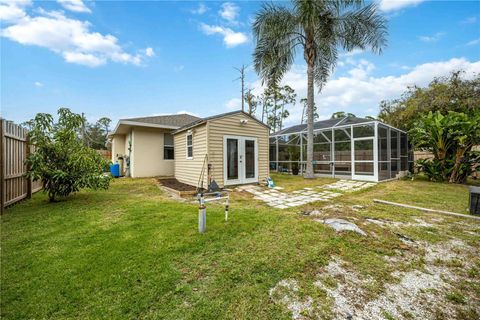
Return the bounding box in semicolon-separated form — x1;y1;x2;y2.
207;113;269;188
174;124;208;187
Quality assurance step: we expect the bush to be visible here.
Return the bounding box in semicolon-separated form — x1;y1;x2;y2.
26;108;111;202
409;111;480;183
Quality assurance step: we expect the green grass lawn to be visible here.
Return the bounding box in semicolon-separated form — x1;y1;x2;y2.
1;176;479;319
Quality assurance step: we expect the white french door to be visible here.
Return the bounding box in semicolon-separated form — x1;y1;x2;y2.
224;136;258;186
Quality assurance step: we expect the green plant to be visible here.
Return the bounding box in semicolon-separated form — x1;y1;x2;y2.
25;108;111;202
378;71;480;131
409;111;480;183
252;0;387;178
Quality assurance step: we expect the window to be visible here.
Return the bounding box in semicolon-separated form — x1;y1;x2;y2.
186;134;193;159
164;133;174;160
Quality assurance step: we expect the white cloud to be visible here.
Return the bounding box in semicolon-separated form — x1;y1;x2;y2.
219;2;239;24
466;38;480;46
418;32;445;43
1;8;153;67
225;97;242;110
378;0;425;12
460;16;477;25
0;0;31;23
34;81;43;87
249;58;480;128
191;3;208;15
57;0;91;13
63;51;105;67
145;47;155;57
199;23;248;48
340;48;364;57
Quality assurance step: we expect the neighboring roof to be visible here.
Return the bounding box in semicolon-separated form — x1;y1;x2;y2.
272;116;373;136
173;110;269;134
122;114;201;127
110;113;202;136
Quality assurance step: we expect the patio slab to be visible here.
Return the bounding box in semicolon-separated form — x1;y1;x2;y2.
243;180;376;209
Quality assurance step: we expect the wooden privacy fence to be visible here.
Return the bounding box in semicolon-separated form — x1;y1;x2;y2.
0;119;42;213
96;149;112;162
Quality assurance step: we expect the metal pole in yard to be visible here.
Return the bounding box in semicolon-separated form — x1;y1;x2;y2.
198;193;206;233
225;196;229;222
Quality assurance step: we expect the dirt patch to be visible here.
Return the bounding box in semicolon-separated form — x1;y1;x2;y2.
271;239;479;320
158;178;196;191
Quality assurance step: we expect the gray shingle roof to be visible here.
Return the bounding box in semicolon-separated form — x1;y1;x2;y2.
123;114;201;128
173;110;269;134
272;116;373;135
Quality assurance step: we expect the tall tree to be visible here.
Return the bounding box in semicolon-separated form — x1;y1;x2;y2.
253;0;387;178
279;85;296;130
244;89;258;116
97;117;111;135
263;84;296;132
234;65;247;112
378;71;480;131
300;98;319;124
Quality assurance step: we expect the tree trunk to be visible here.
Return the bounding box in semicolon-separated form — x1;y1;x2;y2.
48;190;55;202
273;97;277;133
280;104;284;130
305;61;315;179
449;146;469;183
261;97;265;122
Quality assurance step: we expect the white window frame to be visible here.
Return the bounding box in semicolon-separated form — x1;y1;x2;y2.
186;134;193;160
223;135;259;186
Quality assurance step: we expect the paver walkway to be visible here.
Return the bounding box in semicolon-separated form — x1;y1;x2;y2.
237;180;376;209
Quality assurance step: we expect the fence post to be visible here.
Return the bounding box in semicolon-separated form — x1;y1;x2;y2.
1;119;4;214
26;134;32;199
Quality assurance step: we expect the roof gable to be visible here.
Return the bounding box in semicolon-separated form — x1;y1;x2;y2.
173;110;269;134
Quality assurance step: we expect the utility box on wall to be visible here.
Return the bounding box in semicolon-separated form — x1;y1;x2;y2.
470;186;480;215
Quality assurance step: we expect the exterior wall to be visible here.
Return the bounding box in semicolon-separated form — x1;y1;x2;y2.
130;127;174;178
111;135;126;162
208;113;269;188
173;124;208;187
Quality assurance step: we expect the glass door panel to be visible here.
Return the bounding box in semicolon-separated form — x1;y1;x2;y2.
226;138;238;180
245;140;255;179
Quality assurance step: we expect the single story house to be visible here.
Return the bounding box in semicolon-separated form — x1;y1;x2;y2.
109;110;270;188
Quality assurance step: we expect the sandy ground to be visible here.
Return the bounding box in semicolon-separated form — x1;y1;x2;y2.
269;211;480;320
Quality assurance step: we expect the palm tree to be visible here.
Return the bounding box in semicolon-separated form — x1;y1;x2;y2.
253;0;387;178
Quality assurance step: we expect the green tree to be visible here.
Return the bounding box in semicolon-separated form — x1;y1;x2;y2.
409;111;480;183
378;71;480;131
253;0;387;178
26;108;111;202
83;117;112;150
330;111;356;119
97;117;111;135
300;98;319;124
264;84;296;132
244;89;258;116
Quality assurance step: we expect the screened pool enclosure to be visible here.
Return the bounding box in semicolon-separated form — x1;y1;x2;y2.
269;117;410;182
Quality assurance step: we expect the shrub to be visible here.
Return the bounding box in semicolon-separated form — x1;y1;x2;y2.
409;111;480;183
25;108;111;202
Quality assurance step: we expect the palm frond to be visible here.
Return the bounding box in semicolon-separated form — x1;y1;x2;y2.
335;2;388;53
253;3;302;86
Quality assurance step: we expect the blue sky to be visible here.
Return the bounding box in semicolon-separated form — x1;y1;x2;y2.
1;0;479;128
